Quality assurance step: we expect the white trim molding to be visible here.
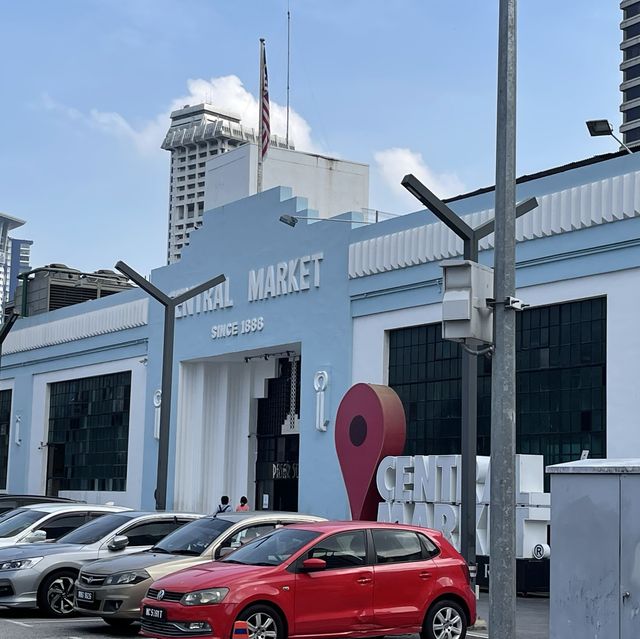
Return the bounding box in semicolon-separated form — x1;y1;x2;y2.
4;299;148;354
349;170;640;279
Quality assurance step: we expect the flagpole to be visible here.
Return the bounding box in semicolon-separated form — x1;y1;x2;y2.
257;38;265;193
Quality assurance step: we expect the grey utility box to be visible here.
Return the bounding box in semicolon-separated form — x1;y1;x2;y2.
441;260;493;345
547;459;640;639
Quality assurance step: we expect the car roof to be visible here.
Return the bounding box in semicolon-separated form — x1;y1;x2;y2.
215;511;326;524
283;520;444;536
9;503;131;514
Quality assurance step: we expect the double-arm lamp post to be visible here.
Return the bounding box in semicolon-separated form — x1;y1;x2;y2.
401;173;537;581
115;261;225;511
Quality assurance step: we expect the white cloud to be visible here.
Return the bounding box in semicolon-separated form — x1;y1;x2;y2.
41;75;320;157
373;147;465;209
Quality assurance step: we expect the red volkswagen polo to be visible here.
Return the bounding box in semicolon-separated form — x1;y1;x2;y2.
140;521;475;639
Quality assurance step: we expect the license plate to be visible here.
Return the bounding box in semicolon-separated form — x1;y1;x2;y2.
143;605;167;622
76;590;94;602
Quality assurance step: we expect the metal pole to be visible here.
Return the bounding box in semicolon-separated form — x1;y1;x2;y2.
490;0;518;637
156;305;175;511
461;239;478;582
114;261;225;511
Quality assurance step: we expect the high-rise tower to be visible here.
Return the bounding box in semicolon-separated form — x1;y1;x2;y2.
621;1;640;147
162;104;293;263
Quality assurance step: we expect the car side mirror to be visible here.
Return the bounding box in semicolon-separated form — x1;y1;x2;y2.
218;546;234;558
23;529;47;543
108;535;130;551
301;558;327;572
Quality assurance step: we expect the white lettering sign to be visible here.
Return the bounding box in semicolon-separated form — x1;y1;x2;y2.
210;317;264;340
248;253;323;302
175;279;234;319
376;454;550;559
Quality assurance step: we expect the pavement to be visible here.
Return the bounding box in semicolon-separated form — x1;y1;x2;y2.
474;592;549;639
0;593;550;639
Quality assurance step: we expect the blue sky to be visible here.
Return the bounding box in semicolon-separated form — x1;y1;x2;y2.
0;1;621;275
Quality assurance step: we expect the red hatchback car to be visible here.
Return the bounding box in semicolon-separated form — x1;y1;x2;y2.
140;521;475;639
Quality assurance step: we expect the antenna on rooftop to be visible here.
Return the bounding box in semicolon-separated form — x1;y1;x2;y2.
286;1;291;146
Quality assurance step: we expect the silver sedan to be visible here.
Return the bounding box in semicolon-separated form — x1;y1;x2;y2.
0;510;199;616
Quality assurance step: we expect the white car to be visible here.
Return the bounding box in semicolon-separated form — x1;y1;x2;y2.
0;503;129;548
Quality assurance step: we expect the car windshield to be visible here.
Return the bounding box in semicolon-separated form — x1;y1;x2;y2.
0;509;46;538
220;528;320;566
151;517;234;556
57;514;131;545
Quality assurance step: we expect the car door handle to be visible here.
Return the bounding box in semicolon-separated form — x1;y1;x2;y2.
419;572;432;579
357;577;372;584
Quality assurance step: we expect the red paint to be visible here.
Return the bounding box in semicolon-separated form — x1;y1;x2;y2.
139;521;475;639
335;384;406;520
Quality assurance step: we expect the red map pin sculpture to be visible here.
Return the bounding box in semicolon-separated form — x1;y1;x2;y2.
335;383;406;521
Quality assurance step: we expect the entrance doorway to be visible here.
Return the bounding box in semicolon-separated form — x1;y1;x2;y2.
255;357;300;511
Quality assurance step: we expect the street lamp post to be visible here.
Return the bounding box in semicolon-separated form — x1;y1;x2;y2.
586;119;633;154
401;173;536;583
491;0;518;636
0;313;19;377
114;261;225;511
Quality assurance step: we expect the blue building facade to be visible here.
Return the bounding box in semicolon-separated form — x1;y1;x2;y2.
1;150;640;523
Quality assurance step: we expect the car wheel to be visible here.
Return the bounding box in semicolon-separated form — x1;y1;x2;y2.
422;599;467;639
103;617;136;629
37;570;78;617
237;604;285;639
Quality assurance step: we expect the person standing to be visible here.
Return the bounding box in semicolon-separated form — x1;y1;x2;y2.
215;495;232;515
236;496;249;512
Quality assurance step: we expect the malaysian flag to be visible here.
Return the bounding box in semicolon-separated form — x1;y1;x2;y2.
260;40;270;159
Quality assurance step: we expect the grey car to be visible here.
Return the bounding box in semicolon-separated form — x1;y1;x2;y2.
73;511;325;629
0;510;199;616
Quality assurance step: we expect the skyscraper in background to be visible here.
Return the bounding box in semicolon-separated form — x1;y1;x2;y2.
620;1;640;146
0;213;31;316
162;104;294;264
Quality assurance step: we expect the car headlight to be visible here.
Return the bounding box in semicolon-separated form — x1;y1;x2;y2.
181;588;229;606
0;557;43;571
104;570;150;586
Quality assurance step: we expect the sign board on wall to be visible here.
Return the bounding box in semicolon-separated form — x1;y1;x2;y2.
376;454;550;559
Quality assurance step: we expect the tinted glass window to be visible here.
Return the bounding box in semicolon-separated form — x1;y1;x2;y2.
625;84;640;102
57;514;132;545
47;371;131;493
388;298;607;489
306;531;367;569
626;22;640;39
123;520;189;546
40;514;88;540
626;126;640;143
218;524;276;556
625;43;640;61
220;528;319;566
152;517;234;556
0;509;45;538
419;533;440;558
625;3;640;20
0;390;12;490
625;64;640;82
625;106;640;123
372;530;424;564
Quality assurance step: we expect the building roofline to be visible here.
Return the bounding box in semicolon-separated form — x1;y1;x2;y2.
443;149;636;204
169;103;241;123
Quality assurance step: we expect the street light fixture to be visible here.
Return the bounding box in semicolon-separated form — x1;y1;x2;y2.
279;214;371;227
586;119;633;154
114;261;225;511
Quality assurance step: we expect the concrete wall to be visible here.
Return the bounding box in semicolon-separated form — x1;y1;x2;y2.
204;144;369;219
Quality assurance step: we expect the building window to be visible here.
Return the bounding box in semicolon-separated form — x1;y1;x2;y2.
624;105;640;123
625;126;640;143
625;21;640;40
624;3;640;21
625;84;640;102
0;390;12;490
624;43;640;62
46;371;131;493
388;298;606;482
624;64;640;83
